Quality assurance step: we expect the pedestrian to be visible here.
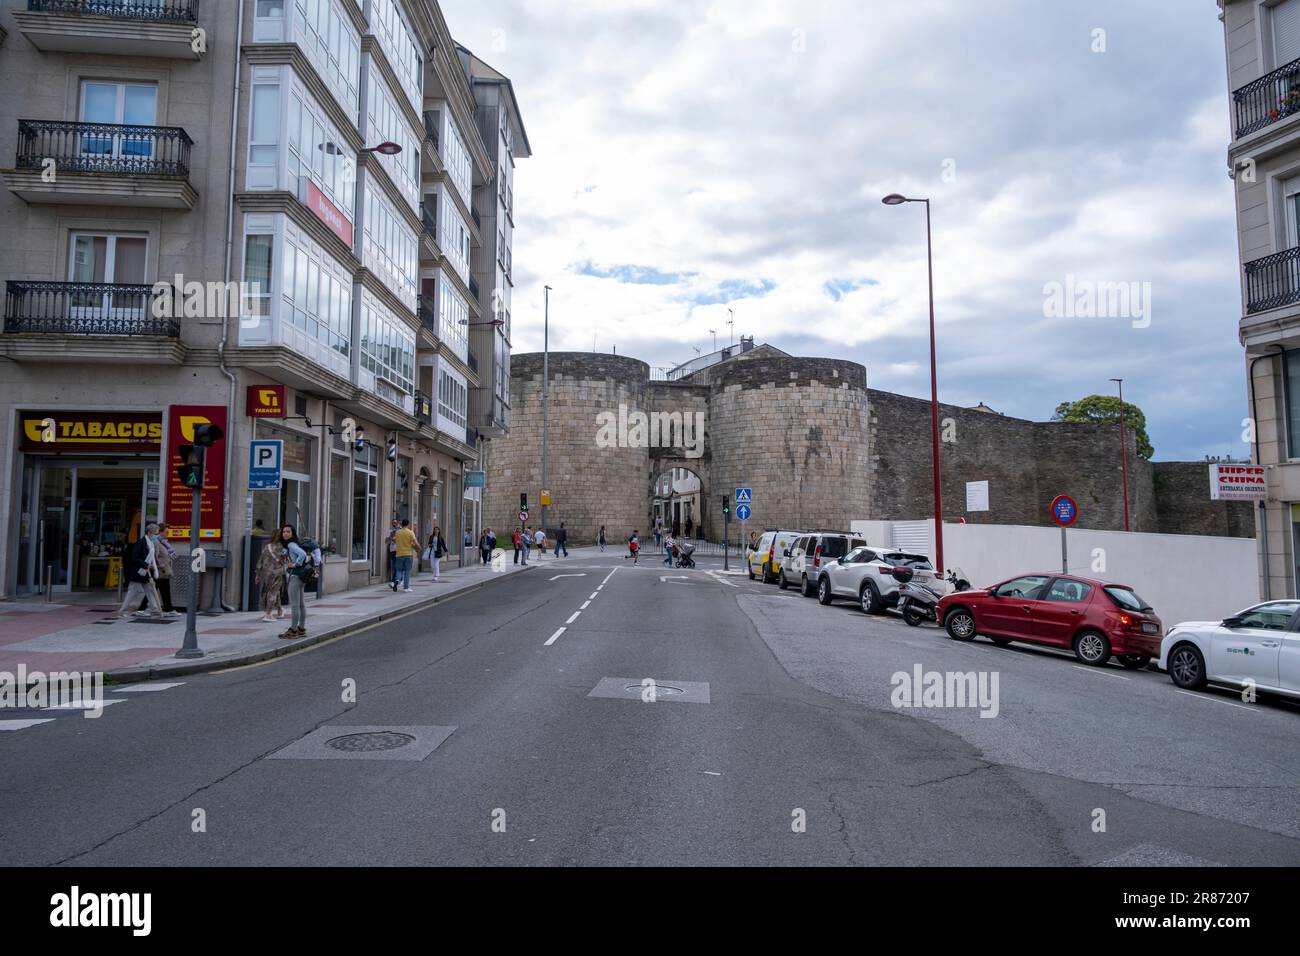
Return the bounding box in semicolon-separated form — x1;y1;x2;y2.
663;532;675;567
479;527;492;564
153;524;177;613
654;517;663;553
685;516;693;539
392;518;418;592
280;523;313;639
426;525;447;581
598;525;607;552
464;528;472;551
533;526;545;558
117;523;162;619
554;522;568;558
512;526;523;564
626;529;639;564
522;525;531;564
384;518;399;587
254;535;289;622
251;519;270;537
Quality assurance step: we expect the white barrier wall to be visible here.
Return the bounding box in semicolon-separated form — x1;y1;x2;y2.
850;520;1260;628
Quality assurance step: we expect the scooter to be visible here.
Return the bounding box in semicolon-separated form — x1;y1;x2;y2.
892;566;970;627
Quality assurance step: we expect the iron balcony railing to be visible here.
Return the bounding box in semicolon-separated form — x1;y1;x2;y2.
418;294;437;335
1244;245;1300;314
1233;55;1300;138
4;280;179;336
414;388;433;425
422;110;440;150
27;0;199;21
16;119;193;178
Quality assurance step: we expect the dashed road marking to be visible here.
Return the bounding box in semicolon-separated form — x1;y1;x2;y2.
565;611;581;624
544;626;567;647
1176;689;1257;711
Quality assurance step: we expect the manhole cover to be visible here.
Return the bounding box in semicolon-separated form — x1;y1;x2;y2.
325;731;416;752
624;683;686;696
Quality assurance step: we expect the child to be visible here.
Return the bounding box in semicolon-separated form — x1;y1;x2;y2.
626;530;639;565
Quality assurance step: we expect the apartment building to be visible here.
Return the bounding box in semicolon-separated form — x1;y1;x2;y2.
0;0;527;603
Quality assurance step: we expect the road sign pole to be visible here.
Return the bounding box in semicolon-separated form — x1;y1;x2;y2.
178;468;204;659
723;510;729;571
1061;526;1067;574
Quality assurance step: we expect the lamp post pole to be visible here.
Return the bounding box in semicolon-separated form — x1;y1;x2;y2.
1111;377;1130;531
883;193;944;574
541;285;550;538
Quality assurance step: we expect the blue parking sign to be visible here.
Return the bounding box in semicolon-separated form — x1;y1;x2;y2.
249;440;283;490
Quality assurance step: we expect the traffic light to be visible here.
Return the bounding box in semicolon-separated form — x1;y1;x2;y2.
192;422;223;448
176;444;204;488
721;495;730;517
520;492;529;512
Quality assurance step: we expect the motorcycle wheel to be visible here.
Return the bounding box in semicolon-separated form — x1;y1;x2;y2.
902;604;927;627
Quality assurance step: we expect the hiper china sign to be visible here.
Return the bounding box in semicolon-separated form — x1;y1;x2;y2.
1209;463;1266;501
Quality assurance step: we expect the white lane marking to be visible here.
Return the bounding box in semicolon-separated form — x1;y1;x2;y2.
707;570;741;588
660;575;690;583
581;601;591;609
112;682;186;692
0;719;56;731
702;770;722;776
1070;666;1131;681
544;626;567;646
43;699;126;710
588;593;599;601
1176;690;1257;712
565;611;581;624
601;567;619;585
550;573;587;581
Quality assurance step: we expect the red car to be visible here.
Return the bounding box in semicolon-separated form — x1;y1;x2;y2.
936;572;1163;668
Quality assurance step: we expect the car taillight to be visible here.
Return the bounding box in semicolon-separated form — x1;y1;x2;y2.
813;545;821;568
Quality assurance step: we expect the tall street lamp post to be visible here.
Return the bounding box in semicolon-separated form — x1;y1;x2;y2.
541;285;551;538
1110;377;1131;532
882;193;944;574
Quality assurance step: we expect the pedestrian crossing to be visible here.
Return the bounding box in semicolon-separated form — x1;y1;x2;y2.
0;681;185;733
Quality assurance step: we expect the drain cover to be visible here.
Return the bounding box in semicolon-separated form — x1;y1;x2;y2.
624;683;686;696
325;731;415;752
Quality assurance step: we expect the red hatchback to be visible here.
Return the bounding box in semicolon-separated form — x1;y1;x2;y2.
936;573;1163;668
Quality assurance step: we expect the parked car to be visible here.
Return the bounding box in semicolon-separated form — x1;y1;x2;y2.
748;530;805;583
815;546;937;613
782;531;866;595
937;573;1162;667
1159;599;1300;699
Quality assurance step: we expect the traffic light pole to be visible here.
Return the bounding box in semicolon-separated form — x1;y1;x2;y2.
723;507;730;571
177;457;205;659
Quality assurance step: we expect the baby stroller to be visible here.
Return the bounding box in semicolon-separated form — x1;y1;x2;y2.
675;541;696;569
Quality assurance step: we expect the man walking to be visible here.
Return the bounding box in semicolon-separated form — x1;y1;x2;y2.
118;523;162;620
392;518;418;592
533;526;545;559
554;522;569;558
479;527;493;565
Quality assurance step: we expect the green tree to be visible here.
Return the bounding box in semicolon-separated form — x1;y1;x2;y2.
1053;395;1154;460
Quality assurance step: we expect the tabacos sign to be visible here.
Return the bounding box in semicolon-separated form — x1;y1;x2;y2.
246;384;286;418
1209;463;1266;501
20;412;163;453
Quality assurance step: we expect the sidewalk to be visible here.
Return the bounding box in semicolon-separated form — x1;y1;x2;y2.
0;555;536;682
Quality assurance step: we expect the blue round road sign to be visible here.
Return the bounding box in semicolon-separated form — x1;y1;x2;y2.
1050;495;1078;527
736;504;751;521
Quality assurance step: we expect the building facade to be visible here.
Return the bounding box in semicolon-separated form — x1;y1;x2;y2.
1220;0;1300;598
0;0;527;603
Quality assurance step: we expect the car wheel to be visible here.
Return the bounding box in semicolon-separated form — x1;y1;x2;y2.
817;577;833;605
1117;654;1150;670
800;574;814;597
1073;630;1111;667
945;608;976;641
778;570;789;590
859;581;882;615
902;603;926;627
1168;643;1208;690
990;636;1012;646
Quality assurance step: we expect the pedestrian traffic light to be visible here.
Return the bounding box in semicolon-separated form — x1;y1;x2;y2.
721;495;730;517
192;422;223;448
176;444;204;489
520;492;529;512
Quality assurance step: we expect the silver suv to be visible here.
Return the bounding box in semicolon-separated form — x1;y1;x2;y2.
781;532;866;596
816;546;937;613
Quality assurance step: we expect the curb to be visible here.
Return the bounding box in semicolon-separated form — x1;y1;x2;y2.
103;564;537;684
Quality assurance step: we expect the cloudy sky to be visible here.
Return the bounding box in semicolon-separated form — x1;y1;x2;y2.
445;0;1242;461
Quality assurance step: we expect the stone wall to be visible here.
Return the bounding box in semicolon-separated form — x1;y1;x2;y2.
1150;461;1256;538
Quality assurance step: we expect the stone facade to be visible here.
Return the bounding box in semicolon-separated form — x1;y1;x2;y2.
483;350;1252;544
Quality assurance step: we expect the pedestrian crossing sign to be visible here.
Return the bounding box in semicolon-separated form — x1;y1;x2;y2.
735;487;752;503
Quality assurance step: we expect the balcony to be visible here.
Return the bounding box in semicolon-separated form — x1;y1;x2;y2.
2;280;185;364
422;111;440;151
14;0;203;60
469;275;480;299
3;120;197;208
468;349;478;374
1245;245;1300;315
418;293;437;336
1233;56;1300;139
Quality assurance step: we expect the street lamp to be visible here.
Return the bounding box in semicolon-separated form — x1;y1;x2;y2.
459;319;504;327
727;308;734;348
541;286;551;539
882;193;944;575
360;141;402;156
1110;378;1131;532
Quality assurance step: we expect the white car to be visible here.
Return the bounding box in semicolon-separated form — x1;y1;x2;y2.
815;546;938;613
1159;599;1300;700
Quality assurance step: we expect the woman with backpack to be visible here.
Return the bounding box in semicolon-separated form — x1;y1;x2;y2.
280;523;313;639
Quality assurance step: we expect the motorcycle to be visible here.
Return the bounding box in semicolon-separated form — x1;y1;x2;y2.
891;566;970;627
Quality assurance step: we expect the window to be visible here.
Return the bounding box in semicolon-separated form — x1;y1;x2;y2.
439;195;471;279
1234;603;1297;630
1042;579;1093;603
366;74;419;209
370;0;422;110
279;219;351;357
438;273;468;358
352;443;377;561
1102;586;1154;612
1274;0;1300;68
257;0;284;15
292;0;360;116
249;84;280;168
438;367;467;431
363;184;417;309
79;81;157;161
67;232;148;317
286;88;354;220
243;234;273;317
994;575;1050;599
359;294;416;395
328;452;349;555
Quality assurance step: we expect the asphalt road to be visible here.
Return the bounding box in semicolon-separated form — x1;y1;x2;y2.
2;551;1297;866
